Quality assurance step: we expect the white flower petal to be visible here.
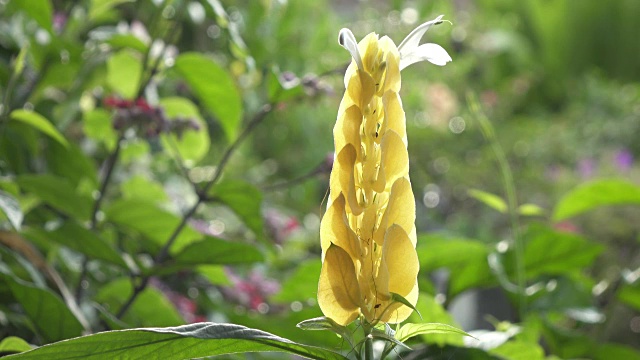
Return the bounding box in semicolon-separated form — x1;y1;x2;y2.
399;43;452;70
398;15;444;59
338;28;364;71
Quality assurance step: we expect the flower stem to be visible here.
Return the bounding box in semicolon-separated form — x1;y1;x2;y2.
364;335;374;360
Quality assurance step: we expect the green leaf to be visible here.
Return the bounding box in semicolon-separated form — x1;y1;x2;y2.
296;316;343;332
106;50;142;99
489;341;545;360
96;278;184;327
395;323;474;343
518;203;545;216
106;34;148;53
153;236;263;274
273;259;321;302
121;175;168;204
618;284;640;311
0;190;23;230
89;0;134;20
468;189;507;213
409;293;464;346
390;292;422;320
105;199;203;254
506;225;604;279
0;274;84;342
197;265;230;285
17;174;92;221
159;97;210;164
593;343;640;360
209;180;264;240
4;322;349;360
9;0;53;32
553;179;640;221
174;53;242;141
46;221;127;268
0;336;32;355
82;108;117;151
417;234;494;296
10;110;69;148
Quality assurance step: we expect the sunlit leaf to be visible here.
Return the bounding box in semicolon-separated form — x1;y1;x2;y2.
5;323;349;360
121;175;168;204
408;293;464;346
10;110;69;148
82;109;118;151
106;34;148;53
273;259;321;302
518;203;545;216
0;336;32;355
553;179;640;221
468;189;507;213
159;97;210;164
174;53;242;141
0;190;23;230
489;341;545;360
8;0;53;32
395;323;474;343
107;50;142;99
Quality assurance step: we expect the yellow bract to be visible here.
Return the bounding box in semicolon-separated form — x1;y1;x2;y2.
318;32;419;326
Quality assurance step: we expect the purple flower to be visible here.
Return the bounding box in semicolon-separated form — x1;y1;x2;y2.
614;149;634;172
578;158;596;179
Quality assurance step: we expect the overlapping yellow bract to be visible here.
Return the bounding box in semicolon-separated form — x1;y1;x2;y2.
318;33;419;326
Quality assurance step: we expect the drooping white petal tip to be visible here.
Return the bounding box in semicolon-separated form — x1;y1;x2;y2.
398;15;452;70
338;28;364;71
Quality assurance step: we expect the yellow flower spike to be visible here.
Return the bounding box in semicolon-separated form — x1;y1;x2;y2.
319;16;451;326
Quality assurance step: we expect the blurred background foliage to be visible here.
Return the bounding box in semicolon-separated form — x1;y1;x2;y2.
1;0;639;359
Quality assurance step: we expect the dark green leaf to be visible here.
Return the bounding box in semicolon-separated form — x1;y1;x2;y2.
395;323;475;343
105;199;202;254
46;221;127;268
5;322;349;360
174;53;242;141
154;236;263;274
418;234;494;296
489;341;545;360
0;336;32;355
0;190;23;230
0;274;84;342
106;50;142;99
17;174;92;221
10;110;69;148
593;343;640;360
159;97;210;163
96;278;184;327
209;180;264;240
553;179;640;221
618;284;640;311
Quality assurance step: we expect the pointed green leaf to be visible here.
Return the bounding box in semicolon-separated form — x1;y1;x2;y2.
174;53;242;141
10;110;69;148
518;203;545;216
372;327;411;350
409;293;464;346
296;316;343;332
0;190;23;230
0;274;84;342
390;292;421;320
17;174;92;221
5;323;349;360
554;179;640;221
106;50;142;99
396;323;475;343
209;180;264;240
159;97;210;164
468;189;507;213
0;336;32;355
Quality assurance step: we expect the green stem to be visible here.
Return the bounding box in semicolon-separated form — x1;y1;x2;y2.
468;92;526;320
364;335;373;360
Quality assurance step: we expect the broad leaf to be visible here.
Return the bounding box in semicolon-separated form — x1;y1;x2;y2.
0;190;23;230
617;284;640;311
8;0;53;32
10;110;69;148
105;199;202;254
0;274;84;342
17;174;92;221
82;108;118;151
46;221;127;268
209;180;264;240
489;341;545;360
5;323;349;360
174;53;242;141
273;259;321;302
159;97;210;164
96;278;184;327
396;323;474;343
107;50;142;99
153;236;263;274
553;179;640;221
121;175;168;204
106;34;148;53
409;293;464;346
